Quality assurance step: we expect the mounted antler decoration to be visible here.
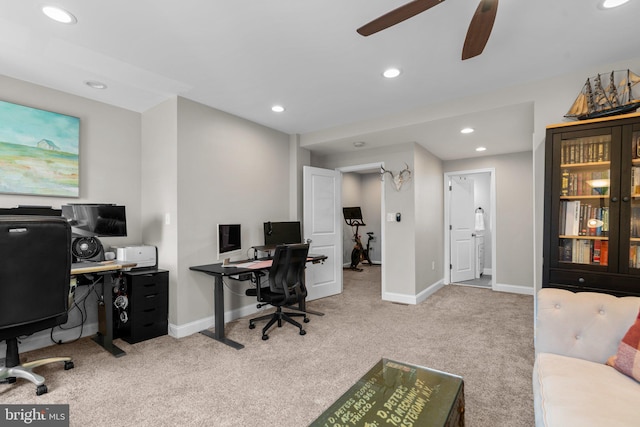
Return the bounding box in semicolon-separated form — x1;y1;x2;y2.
380;163;412;191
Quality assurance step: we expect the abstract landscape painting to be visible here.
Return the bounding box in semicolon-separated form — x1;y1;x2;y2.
0;100;79;197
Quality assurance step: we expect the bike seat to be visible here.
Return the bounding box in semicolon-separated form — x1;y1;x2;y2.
366;232;374;235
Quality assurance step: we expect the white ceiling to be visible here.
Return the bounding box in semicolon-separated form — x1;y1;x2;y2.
0;0;638;159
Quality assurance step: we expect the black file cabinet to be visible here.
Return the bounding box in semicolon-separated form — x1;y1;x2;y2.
120;269;169;344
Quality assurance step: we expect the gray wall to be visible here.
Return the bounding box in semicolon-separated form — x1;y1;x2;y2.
313;142;445;302
444;151;533;289
142;97;292;334
0;74;142;352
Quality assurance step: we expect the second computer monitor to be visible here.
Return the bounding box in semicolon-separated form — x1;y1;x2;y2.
264;221;302;246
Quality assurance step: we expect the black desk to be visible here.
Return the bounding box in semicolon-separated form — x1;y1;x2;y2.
190;255;326;350
71;261;136;357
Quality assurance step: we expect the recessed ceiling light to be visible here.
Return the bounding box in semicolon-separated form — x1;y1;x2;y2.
85;81;107;90
353;141;366;148
271;105;285;113
42;6;77;24
476;146;487;152
460;127;475;134
383;68;401;79
599;0;630;9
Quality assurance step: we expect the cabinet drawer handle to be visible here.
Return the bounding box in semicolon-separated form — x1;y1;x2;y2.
145;293;158;299
578;277;585;284
143;308;156;313
611;197;618;202
622;196;630;202
143;283;156;287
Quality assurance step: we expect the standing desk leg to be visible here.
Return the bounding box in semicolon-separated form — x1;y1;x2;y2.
200;275;244;350
92;273;126;357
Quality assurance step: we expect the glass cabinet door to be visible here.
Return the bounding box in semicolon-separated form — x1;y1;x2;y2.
630;129;640;270
557;134;612;267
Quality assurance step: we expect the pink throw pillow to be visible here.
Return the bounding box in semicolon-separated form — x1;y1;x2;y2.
607;308;640;382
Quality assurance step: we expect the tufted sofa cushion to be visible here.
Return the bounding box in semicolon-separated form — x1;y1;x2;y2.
535;288;640;363
534;288;640;427
533;352;640;427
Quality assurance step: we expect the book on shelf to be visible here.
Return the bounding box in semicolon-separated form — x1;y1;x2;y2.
561;137;610;165
560;170;610;196
632;166;640;195
559;238;608;265
593;239;601;264
631;245;640;269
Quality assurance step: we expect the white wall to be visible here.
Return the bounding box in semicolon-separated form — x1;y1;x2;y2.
0;75;141;352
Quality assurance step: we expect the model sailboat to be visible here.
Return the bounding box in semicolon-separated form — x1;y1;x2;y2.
565;69;640;120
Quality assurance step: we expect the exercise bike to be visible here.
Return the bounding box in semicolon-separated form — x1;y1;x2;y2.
343;207;374;271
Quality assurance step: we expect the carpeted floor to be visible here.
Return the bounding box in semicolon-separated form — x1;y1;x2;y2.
1;265;534;426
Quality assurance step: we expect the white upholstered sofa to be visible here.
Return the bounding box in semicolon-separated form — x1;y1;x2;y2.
533;288;640;427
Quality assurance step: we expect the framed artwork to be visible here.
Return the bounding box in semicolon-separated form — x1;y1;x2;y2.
0;100;79;197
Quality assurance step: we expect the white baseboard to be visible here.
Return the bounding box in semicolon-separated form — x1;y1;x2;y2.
493;283;534;295
168;302;264;339
382;279;444;305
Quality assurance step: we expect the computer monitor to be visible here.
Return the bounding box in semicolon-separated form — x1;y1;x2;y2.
264;221;302;246
218;224;241;255
61;204;127;237
342;207;363;221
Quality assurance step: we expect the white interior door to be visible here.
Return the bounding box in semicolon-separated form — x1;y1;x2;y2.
303;166;342;300
450;176;475;283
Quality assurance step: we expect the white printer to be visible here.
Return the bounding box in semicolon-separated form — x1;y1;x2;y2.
115;245;157;269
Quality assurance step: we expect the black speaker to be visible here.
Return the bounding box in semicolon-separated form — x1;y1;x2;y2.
71;237;104;262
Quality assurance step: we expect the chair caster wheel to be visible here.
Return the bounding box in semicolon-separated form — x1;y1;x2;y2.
300;329;306;336
249;323;255;329
36;384;48;396
1;377;17;384
303;318;310;323
64;361;74;370
262;335;269;340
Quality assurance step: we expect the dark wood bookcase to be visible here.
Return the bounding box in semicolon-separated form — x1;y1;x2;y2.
543;112;640;296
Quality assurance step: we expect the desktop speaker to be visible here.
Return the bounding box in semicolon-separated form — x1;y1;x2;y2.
71;237;104;262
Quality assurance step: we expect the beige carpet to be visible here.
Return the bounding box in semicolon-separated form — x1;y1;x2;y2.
1;266;534;426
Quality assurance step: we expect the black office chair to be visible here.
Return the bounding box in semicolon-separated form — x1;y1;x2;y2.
246;244;310;340
0;216;74;395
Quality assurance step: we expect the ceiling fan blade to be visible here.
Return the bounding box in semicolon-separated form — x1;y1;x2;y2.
357;0;446;36
461;0;498;60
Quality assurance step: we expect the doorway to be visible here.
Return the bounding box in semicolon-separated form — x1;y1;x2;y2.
337;163;386;298
444;169;495;289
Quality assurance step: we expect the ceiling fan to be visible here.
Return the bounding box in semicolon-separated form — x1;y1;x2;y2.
357;0;498;60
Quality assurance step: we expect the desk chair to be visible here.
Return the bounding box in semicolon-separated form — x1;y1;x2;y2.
246;244;310;340
0;216;74;395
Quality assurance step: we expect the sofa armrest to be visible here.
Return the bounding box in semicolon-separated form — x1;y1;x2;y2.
535;288;640;363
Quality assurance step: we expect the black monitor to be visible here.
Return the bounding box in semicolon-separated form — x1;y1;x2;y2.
343;207;363;220
61;204;127;237
218;224;241;255
264;221;302;246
